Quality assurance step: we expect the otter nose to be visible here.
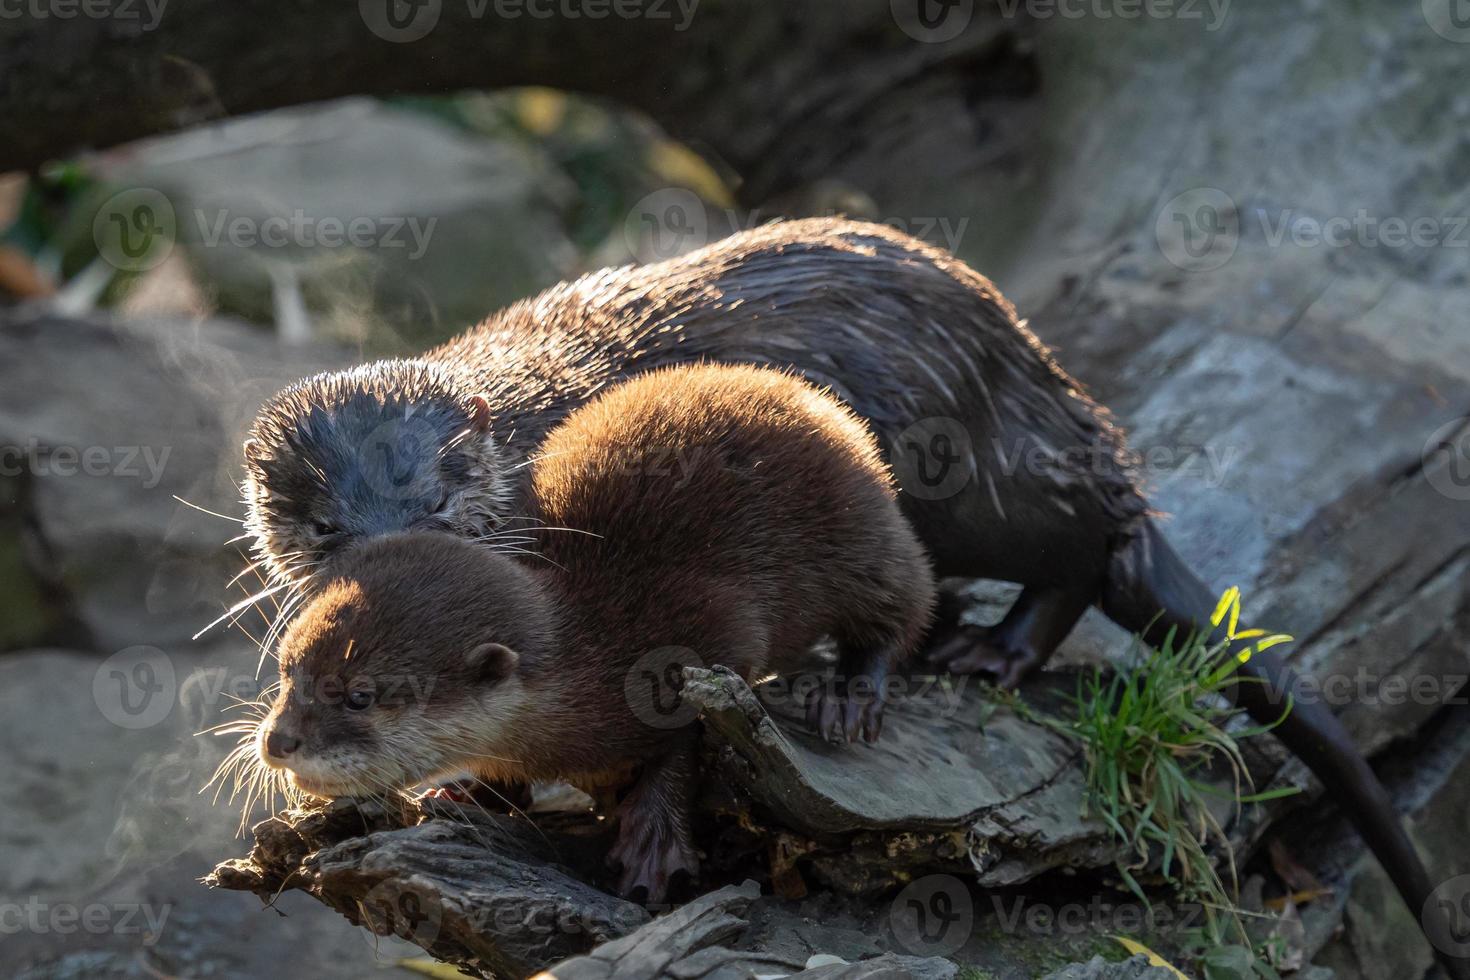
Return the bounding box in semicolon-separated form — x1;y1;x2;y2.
265;730;302;759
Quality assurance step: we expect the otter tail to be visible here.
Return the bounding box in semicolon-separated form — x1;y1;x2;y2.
1102;519;1467;980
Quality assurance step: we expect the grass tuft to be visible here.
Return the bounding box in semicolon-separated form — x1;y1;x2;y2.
1007;588;1299;959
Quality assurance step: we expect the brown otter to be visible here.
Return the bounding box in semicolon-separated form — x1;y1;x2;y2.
255;364;936;899
238;218;1466;974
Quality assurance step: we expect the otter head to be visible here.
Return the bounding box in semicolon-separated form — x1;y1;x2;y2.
255;532;554;798
242;360;506;588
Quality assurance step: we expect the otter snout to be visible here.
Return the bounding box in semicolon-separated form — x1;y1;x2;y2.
257;719;303;769
263;729;302;760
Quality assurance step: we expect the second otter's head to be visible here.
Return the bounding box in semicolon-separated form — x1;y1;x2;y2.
242;360;506;588
254;532;555;799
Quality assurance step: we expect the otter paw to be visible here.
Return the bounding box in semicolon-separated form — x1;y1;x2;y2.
419;779;532;813
421;784;473;803
927;627;1040;689
608;824;699;904
804;675;886;745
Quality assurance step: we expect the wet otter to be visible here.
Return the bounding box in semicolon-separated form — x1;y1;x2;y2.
240;218;1465;973
256;364;936;899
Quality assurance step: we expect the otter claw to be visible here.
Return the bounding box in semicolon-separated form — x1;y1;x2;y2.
804;675;887;744
608;823;698;904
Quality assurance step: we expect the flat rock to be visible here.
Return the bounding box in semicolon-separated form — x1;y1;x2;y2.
687;666;1120;890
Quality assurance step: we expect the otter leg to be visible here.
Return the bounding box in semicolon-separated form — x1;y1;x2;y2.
608;737;701;903
928;586;1094;688
805;646;897;745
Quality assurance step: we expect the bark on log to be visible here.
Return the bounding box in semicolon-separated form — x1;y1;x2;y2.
207;668;1278;976
206;798;652;979
1;0;1030;206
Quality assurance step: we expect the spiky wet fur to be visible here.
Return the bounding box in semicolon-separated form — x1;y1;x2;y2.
239;366;936;897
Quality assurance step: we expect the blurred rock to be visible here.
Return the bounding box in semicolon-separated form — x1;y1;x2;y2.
1041;956;1178;980
0;644;424;979
90;99;580;351
0;308;347;654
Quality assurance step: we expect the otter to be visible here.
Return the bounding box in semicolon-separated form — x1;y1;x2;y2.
255;364;936;900
239;218;1465;973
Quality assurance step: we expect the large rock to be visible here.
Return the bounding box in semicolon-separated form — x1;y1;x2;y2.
0;308;347;653
86;98;578;349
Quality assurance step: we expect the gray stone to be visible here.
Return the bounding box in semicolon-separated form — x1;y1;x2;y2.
93;99;578;347
1041;955;1178;980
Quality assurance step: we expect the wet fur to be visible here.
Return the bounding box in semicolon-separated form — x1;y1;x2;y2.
240;218;1463;970
259;365;936;899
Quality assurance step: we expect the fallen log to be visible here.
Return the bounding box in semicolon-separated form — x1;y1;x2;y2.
208;667;1280;977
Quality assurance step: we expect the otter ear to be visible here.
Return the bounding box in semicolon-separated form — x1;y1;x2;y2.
466;642;519;681
468;394;493;432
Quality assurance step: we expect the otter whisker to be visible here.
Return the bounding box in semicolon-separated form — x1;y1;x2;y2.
258;590;309;677
227;552;307;591
192;581;293;641
196;718;263;737
481;545;567;571
172;494;245;524
528;525;604;539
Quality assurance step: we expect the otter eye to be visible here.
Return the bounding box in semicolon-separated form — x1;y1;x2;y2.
345;688;375;711
313;520;339;538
